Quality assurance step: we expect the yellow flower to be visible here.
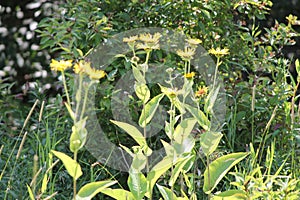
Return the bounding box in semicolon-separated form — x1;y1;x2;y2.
184;72;196;79
195;85;208;98
176;47;195;61
186;38;202;48
123;35;138;43
139;32;162;44
286;14;298;25
50;59;72;72
85;65;106;80
73;60;90;74
136;42;160;50
208;47;230;57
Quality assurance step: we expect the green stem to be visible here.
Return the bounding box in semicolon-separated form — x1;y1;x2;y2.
80;81;93;120
62;71;71;106
213;57;220;91
75;74;83;121
73;151;78;199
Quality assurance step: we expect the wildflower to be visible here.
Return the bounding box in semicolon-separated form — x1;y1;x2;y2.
208;47;230;57
73;60;90;74
176;47;195;61
50;59;72;72
136;42;160;51
85;64;106;80
195;85;208;98
184;72;196;79
186;38;202;48
139;32;161;44
123;35;138;43
286;14;298;25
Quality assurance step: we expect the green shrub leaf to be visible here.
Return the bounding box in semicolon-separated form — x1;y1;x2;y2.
156;184;178;200
128;169;147;200
101;188;134;200
212;190;247;200
111;120;152;155
51;150;82;180
185;104;210;130
146;156;174;197
203;152;249;194
169;155;195;187
200;131;223;156
135;83;150;103
76;180;117;200
139;93;164;127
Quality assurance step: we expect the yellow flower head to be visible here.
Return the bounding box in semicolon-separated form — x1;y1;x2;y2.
139;32;162;44
123;35;138;43
85;65;106;80
184;72;196;79
208;47;230;57
176;47;195;61
50;59;72;72
136;42;160;51
73;60;90;74
286;14;298;25
186;38;202;47
195;85;208;98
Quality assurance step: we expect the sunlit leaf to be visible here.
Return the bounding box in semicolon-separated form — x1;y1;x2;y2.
76;180;117;200
174;118;197;143
135;83;150;103
184;104;210;130
169;155;195;187
139;93;164;127
146;156;174;198
200;131;223;156
128;169;147;200
51;150;82;180
27;185;35;200
212;190;247;200
111;120;152;155
156;184;178;200
203;152;249;194
101;188;134;200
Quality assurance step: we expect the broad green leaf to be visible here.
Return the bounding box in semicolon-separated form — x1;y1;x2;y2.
156;184;178;200
139;93;164;127
185;104;210;130
161;139;174;157
169;156;195;187
203;152;249;194
174;118;197;143
51;150;82;180
200;131;223;156
132;65;146;84
204;85;220;114
76;180;117;200
101;188;134;200
173;137;195;155
135;83;150;103
70;117;88;153
27;184;35;200
146;156;174;197
111;120;152;155
128;169;147;200
131;148;147;171
212;190;247;200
